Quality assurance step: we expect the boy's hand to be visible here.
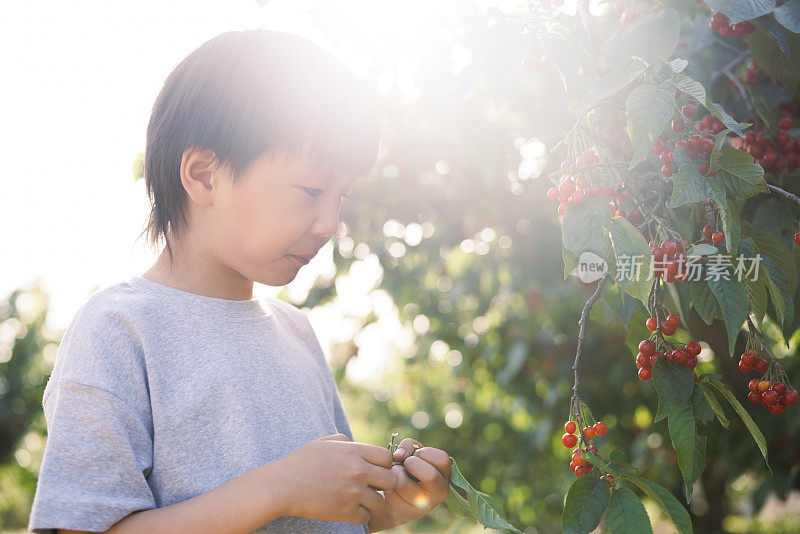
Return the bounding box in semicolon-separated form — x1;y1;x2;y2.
270;433;397;526
380;437;451;529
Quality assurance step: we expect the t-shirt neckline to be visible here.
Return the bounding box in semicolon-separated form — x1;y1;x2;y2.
128;275;272;321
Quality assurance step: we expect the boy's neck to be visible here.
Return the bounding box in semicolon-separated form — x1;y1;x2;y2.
142;234;255;301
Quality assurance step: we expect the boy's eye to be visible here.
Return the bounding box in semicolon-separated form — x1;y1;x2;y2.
301;187;324;198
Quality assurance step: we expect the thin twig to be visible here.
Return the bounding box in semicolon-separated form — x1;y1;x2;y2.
769;184;800;206
571;273;612;401
746;316;779;364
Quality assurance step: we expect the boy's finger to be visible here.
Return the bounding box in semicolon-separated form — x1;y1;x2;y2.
403;455;447;493
411;447;451;479
393;437;423;460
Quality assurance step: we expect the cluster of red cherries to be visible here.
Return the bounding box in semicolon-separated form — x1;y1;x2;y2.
547;149;635;216
731;115;799;174
651;105;730;178
636;314;701;381
562;420;612;484
648;238;692;283
738;349;798;414
708;11;756;37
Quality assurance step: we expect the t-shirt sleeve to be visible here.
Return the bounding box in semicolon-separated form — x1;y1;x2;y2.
28;300;156;533
28;380;156;533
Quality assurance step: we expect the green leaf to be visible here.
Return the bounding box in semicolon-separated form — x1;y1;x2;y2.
744;223;798;294
563;244;579;279
562;197;613;258
707;0;776;25
580;63;649;115
705;378;771;471
622;474;692;534
448;457;524;533
609;216;652;305
652;357;695;422
707;276;749;356
626;82;675;169
562;472;611;534
668;385;712;503
705;101;746;137
745;276;768;324
662;57;688;73
714;148;769;198
687;244;720;256
690;280;722;324
673;73;706;104
446;484;475;520
699;381;730;429
744;25;800;91
719;195;741;254
774;0;800;33
600;8;680;69
669;148;727;208
607;486;653;534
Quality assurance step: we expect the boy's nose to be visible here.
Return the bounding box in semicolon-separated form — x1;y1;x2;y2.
311;203;341;239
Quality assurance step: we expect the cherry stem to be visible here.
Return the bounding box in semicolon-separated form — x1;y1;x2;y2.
746;315;780;366
768;184;800;207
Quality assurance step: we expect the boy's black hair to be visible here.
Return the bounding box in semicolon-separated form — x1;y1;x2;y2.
138;29;381;264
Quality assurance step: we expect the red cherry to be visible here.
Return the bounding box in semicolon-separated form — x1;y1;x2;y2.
740;352;755;366
558;203;566;215
671;349;687;365
778;117;792;130
636;353;650;368
748;391;762;403
754;358;769;372
661;240;677;256
785;390;798;406
672;119;684;132
645;317;658;331
794;233;800;246
594;422;607;436
738;360;753;373
583;427;596;440
772;382;787;396
572;451;586;466
661;164;673;178
685;341;701;357
666;313;680;327
661;323;676;336
702;225;713;239
562;433;578;448
682;104;696;118
638;339;656;355
575;465;591;477
638;367;652;380
748;379;761;393
768;403;783;415
686;355;698;369
565;420;577;434
570;190;585;206
712;232;724;244
649;353;660;366
762;390;779;406
547;187;559;200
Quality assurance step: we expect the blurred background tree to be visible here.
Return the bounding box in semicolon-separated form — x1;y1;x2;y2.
3;1;799;533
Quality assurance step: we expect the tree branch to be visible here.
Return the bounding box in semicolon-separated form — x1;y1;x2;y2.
768;184;800;207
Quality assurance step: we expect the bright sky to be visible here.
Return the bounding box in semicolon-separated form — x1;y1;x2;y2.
0;0;334;327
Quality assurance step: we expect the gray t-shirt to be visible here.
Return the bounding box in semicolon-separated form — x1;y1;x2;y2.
28;275;370;534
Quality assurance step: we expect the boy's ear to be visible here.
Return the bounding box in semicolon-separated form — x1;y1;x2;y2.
179;147;223;207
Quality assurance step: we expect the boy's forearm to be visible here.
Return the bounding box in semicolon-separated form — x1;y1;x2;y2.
105;461;288;534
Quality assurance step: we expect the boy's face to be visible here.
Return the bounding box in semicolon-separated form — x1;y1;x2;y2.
199;148;358;287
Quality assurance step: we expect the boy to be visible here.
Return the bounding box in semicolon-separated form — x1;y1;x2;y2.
28;29;451;534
